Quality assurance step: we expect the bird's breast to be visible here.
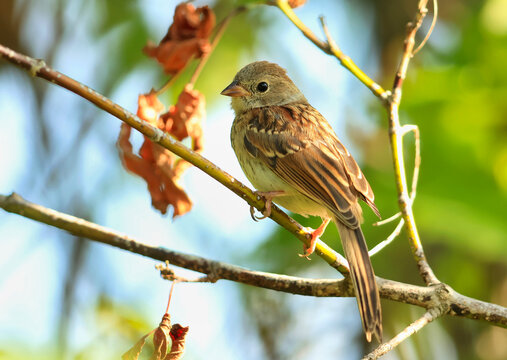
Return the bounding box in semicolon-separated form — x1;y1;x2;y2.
231;115;329;218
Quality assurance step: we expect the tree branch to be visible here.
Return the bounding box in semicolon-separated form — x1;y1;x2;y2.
275;0;439;285
363;309;441;359
2;3;504;358
388;0;438;285
274;0;389;101
1;192;505;327
0;43;350;274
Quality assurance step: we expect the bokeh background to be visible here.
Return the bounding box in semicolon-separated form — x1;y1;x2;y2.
1;0;506;359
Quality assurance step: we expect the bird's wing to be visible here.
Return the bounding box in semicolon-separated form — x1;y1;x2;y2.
243;104;379;228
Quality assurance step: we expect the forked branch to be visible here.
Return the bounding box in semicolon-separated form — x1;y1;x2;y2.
274;0;389;100
275;0;438;286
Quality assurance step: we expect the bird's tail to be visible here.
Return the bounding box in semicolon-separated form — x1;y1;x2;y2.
336;219;382;343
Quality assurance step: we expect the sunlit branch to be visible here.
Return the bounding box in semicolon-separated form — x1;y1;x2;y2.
0;43;348;274
369;219;404;257
1;192;506;328
373;212;401;227
389;0;439;285
274;0;388;100
363;309;441;360
370;124;420;254
274;0;436;284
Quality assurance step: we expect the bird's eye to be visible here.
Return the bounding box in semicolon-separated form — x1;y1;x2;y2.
257;82;268;92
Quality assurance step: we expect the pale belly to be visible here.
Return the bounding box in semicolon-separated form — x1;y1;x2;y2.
232;136;329;219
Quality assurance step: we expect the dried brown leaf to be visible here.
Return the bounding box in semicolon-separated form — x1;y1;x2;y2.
137;93;165;125
117;93;194;217
166;324;190;360
144;3;215;74
159;84;205;178
151;313;172;360
122;329;155;360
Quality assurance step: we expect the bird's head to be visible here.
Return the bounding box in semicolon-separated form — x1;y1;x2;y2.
221;61;306;113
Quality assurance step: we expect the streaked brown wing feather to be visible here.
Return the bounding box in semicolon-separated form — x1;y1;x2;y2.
330;139;380;218
243;104;377;227
276;145;359;227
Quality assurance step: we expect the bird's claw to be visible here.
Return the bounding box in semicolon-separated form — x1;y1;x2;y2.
249;191;281;221
249;206;269;221
298;248;313;260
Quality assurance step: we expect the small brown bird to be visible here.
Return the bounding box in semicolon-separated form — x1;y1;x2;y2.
221;61;382;342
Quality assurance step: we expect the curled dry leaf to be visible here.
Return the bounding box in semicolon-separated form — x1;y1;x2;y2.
122;329;154;360
117;90;205;218
144;3;215;74
159;84;205;178
137;92;165;124
122;313;187;360
166;324;190;360
153;313;172;360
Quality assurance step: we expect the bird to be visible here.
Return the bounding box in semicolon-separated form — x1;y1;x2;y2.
221;61;382;343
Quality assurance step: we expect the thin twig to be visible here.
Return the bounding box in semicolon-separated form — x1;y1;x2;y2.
369;219;405;257
166;280;178;313
155;6;246;94
188;6;246;88
373;212;401;227
156;261;218;283
389;0;439;285
371;124;420;254
399;124;421;201
363;309;442;359
0;44;349;274
274;0;388;100
413;0;438;55
154;70;183;96
1;192;506;327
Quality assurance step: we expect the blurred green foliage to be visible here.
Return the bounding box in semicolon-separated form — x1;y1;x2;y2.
0;0;506;359
239;1;507;359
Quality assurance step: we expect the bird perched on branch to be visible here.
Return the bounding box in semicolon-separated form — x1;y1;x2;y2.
221;61;382;342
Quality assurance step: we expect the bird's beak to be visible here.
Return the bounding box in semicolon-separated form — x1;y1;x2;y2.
221;81;250;97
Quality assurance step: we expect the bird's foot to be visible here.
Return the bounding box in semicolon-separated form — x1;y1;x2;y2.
250;190;285;221
299;218;331;259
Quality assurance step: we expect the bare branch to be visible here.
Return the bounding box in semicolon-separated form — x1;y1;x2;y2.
274;0;389;101
369;219;405;257
363;309;441;359
413;0;438;55
188;6;246;88
370;124;420;255
373;212;401;227
389;0;439;285
154;70;182;96
274;0;437;284
0;43;349;274
400;124;421;201
1;192;506;328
